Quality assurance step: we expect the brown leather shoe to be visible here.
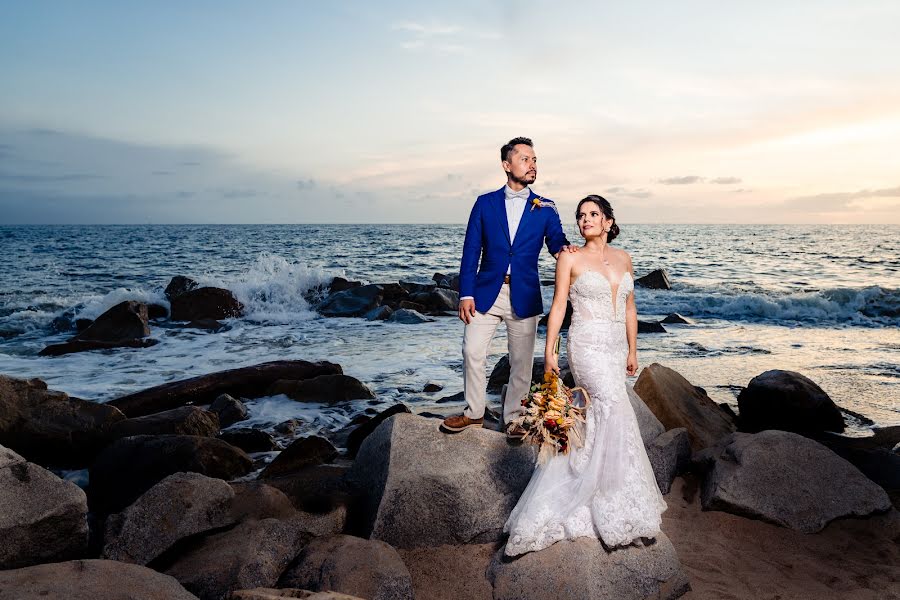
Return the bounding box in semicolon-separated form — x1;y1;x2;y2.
441;414;483;433
505;423;527;441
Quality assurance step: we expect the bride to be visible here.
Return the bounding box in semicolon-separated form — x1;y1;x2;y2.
504;194;666;556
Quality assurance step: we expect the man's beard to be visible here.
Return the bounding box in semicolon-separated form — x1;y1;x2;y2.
510;171;536;186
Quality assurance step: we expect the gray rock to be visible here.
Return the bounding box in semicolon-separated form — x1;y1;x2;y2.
737;369;846;434
398;280;435;294
102;472;236;565
231;590;363;600
89;434;252;514
364;305;393;321
165;275;200;301
634;269;672;290
645;428;691;494
488;534;690;600
694;430;892;533
429;288;459;311
346;403;411;458
211;393;249;428
319;284;383;318
263;464;354;514
75;300;151;342
347;414;536;548
170;287;244;321
229;481;298;521
637;320;667;333
164;518;312;600
109;406;221;439
0;444;89;569
661;313;693;324
634;363;735;451
0;374;126;467
0;559;199;600
627;385;665;445
219;428;279;453
259;436;338;479
267;374;376;403
488;355;576;393
278;535;414;600
387;308;431;324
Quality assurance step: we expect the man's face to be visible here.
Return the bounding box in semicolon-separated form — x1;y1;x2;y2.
503;144;537;185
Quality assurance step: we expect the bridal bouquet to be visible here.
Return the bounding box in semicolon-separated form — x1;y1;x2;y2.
512;372;589;464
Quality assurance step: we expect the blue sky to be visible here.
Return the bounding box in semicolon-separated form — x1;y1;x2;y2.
2;1;899;223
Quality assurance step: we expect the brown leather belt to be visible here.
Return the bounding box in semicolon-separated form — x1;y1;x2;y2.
503;274;511;284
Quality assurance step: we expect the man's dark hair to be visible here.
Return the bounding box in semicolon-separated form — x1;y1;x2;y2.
501;137;533;162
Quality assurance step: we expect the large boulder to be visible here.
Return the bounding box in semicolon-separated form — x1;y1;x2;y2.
39;300;155;356
278;535;414;600
346;404;411;458
170;287;244;321
211;393;249;428
108;360;342;417
347;414;536;549
0;560;199;600
634;269;672;290
488;534;690;600
39;338;159;356
627;385;665;445
101;472;236;565
263;465;354;514
386;309;431;324
319;284;384;318
737;370;846;434
89;434;252;514
165;275;200;301
267;374;376;403
109;406;221;439
231;590;363;600
645;428;691;494
633;364;735;451
220;428;279;453
0;375;126;467
163;518;312;600
0;444;89;569
694;430;891;533
259;436;338;479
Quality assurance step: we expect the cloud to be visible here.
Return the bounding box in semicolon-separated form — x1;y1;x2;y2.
0;173;106;183
658;175;704;185
786;186;900;212
710;176;742;184
296;178;317;191
605;186;653;199
392;19;496;55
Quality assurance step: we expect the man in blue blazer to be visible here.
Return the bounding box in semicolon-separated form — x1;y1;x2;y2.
442;137;574;438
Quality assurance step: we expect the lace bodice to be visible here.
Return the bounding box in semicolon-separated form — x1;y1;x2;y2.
569;270;633;324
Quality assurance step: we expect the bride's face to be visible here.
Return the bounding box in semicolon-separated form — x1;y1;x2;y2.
576;201;612;239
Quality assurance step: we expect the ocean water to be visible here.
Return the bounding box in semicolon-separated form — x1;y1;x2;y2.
0;224;897;441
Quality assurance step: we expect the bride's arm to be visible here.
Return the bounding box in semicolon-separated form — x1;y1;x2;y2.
625;253;638;376
544;251;575;374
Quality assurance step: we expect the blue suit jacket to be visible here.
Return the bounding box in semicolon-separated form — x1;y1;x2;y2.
459;186;570;318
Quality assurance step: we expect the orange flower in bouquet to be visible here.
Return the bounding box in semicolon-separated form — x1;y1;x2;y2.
511;372;589;464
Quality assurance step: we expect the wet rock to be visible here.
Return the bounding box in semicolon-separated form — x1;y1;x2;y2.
737;369;845;434
398;281;435;294
171;287;244;321
423;382;442;393
329;277;363;293
489;534;690;600
645;427;691;494
89;434;252;514
219;428;278;453
694;430;891;532
39;337;160;356
267;374;376;404
259;436;338;479
435;391;464;404
661;313;693;324
538;301;573;330
185;318;229;332
229;481;298;521
165;275;200;301
211;394;249;428
102;472;235;565
364;305;393;321
638;320;667;333
264;465;353;514
432;272;460;291
274;419;302;436
346;404;411;458
76;300;151;342
163;518;312;600
0;375;125;467
488;355;575;393
109;406;220;439
428;288;459;311
278;535;414;600
348;414;536;548
387;308;431;324
148;303;169;320
0;559;199;600
397;300;427;313
634;363;736;451
231;589;364;599
108;360;342;417
0;444;89;569
319;284;383;318
634;269;672;290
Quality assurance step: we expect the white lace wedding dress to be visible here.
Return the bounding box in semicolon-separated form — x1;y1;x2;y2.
504;270;666;556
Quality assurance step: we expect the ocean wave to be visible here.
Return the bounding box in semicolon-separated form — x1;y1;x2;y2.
638;285;899;327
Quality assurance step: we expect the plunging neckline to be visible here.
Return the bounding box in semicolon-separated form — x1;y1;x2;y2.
572;269;632;315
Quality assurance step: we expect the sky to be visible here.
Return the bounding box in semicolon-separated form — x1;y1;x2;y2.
1;1;899;224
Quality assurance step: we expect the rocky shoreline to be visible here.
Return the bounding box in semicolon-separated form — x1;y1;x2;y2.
2;352;899;599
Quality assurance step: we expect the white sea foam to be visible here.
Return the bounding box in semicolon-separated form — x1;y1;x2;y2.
76;287;170;320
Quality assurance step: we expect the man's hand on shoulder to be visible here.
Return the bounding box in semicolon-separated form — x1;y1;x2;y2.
554;245;579;259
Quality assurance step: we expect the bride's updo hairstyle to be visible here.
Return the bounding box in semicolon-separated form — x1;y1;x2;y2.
576;195;620;242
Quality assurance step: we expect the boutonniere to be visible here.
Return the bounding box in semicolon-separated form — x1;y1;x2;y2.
530;196;558;214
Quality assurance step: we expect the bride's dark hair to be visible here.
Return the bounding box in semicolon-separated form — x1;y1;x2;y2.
576;195;620;242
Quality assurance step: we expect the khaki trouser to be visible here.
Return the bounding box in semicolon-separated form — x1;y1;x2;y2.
462;283;539;426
